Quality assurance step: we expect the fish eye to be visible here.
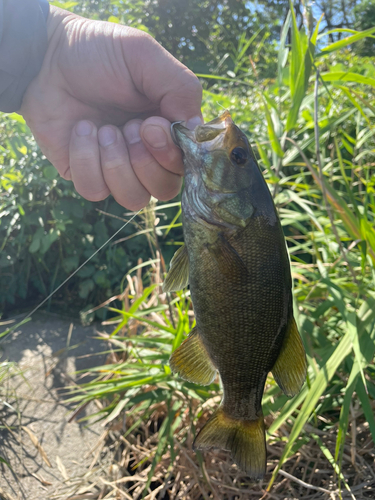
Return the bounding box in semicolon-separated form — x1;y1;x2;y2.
231;147;248;166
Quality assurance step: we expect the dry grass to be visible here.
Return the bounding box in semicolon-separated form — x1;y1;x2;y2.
47;392;375;500
49;254;375;500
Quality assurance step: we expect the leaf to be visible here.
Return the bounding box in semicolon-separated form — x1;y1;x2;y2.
77;265;95;278
267;328;353;490
56;455;69;480
261;95;284;158
108;15;120;23
278;11;291;87
289;0;302;99
256;141;279;182
311;433;355;497
30;473;52;486
49;1;78;9
320;72;375;88
0;456;11;468
286;12;321;130
22;426;52;467
29;236;40;253
346;311;367;390
356;379;375;446
78;279;95;299
43;165;58;180
0;486;17;500
337;86;370;123
321;26;375;53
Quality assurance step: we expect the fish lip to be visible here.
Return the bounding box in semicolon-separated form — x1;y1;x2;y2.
170;121;195;147
170;121;184;146
171;111;234;148
171;111;235;157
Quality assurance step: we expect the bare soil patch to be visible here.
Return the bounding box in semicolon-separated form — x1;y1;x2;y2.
0;313;110;500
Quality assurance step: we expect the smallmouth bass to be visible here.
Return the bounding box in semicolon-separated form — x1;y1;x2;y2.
163;111;307;478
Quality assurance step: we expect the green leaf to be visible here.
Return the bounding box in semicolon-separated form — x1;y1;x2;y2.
108;15;120;23
268;328;353;490
289;0;302;99
337;86;371;124
43;165;58;180
286;13;321;130
29;227;44;253
78;279;95;299
278;11;291;87
77;265;95;278
29;236;40;253
356;379;375;446
49;1;78;9
261;95;284;158
0;456;11;468
311;433;354;496
320;72;375;88
321;26;375;53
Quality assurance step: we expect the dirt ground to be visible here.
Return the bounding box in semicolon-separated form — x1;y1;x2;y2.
0;312;110;500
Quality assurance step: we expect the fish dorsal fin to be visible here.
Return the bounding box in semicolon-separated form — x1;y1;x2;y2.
207;234;248;279
162;244;189;292
272;316;307;397
169;327;217;385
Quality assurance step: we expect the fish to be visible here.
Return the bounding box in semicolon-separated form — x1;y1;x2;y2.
162;111;307;478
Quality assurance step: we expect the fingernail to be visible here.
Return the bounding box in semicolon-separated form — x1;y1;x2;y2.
143;125;168;149
98;126;116;147
75;120;93;137
124;122;141;145
186;115;203;130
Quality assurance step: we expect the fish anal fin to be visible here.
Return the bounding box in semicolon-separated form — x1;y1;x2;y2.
162;244;189;292
194;407;266;479
169;327;216;385
272;316;307;397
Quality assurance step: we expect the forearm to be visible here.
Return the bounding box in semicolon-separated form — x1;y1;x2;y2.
0;0;50;113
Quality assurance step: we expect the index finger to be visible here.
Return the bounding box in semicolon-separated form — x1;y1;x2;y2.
140;116;185;176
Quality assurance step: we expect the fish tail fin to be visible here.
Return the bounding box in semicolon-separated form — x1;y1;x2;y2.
194;407;266;478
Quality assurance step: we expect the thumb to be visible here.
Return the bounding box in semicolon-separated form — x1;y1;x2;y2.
125;32;203;127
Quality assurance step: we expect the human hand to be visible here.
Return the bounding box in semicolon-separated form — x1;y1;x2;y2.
20;6;203;210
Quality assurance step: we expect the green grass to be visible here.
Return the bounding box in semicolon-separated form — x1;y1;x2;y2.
3;7;375;499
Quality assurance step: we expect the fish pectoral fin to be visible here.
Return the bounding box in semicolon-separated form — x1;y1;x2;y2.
162;244;189;292
169;327;216;385
207;234;248;279
194;407;266;479
272;316;307;397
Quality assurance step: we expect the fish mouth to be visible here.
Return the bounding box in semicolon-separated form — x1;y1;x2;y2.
171;111;234;151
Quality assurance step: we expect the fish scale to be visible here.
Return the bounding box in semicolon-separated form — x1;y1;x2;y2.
163;111;307;478
186;217;289;416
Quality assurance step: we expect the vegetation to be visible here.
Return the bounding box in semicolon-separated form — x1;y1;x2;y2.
1;0;375;498
0;114;180;313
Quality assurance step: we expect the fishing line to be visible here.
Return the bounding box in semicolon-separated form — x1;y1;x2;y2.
18;209;142;324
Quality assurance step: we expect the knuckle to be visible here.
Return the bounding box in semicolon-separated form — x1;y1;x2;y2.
133;156;156;173
103;158;124;172
71;155;98;171
181;69;202;96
